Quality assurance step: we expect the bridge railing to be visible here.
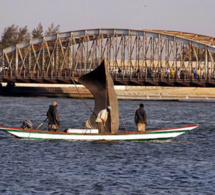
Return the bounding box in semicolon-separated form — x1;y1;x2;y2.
1;68;215;87
110;71;209;81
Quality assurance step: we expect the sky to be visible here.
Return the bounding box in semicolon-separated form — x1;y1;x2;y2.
0;0;215;37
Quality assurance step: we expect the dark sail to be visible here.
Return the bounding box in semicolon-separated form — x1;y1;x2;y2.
78;60;119;133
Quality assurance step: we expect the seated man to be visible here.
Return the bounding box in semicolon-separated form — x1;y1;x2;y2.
21;119;33;129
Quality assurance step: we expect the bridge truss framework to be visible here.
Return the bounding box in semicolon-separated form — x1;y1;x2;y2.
0;29;215;87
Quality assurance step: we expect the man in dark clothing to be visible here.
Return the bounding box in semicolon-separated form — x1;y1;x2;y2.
135;103;147;131
47;101;60;131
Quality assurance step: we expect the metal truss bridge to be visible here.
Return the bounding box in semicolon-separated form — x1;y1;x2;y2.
0;28;215;87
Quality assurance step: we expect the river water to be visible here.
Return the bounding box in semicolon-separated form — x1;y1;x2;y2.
0;97;215;194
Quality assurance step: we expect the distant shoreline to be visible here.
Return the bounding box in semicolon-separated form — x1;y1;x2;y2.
0;83;215;101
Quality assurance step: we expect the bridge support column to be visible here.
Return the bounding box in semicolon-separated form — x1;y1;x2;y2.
205;46;208;81
15;45;18;76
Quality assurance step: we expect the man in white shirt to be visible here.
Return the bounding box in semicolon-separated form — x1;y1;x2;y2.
96;106;111;133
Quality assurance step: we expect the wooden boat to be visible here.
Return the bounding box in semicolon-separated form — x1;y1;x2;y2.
0;61;199;141
0;125;198;141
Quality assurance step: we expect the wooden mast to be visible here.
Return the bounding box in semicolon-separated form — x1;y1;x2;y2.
104;60;112;133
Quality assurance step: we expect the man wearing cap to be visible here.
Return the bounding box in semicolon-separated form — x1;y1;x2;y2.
95;106;111;133
135;103;147;131
47;101;60;131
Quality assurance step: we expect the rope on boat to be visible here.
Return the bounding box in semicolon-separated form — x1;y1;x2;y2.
119;112;127;132
71;77;97;118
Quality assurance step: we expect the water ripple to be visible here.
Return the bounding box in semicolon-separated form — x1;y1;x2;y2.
0;97;215;194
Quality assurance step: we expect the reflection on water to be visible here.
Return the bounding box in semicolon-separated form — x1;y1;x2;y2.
0;97;215;194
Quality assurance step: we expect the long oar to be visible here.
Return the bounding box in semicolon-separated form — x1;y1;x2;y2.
35;118;48;130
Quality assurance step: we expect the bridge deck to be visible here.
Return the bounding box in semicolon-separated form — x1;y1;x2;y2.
1;74;215;87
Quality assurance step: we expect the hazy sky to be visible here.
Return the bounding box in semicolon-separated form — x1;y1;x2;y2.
0;0;214;37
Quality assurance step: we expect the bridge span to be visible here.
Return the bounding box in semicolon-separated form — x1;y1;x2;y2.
0;28;215;87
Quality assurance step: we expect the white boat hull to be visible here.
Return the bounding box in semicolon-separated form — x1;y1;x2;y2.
0;125;198;141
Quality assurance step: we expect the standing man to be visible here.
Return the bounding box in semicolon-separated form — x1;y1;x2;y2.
135;103;147;131
47;101;60;132
95;106;111;133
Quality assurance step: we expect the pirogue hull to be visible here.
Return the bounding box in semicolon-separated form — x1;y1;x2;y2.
0;125;198;141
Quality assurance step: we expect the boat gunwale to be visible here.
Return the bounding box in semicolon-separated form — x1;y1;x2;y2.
0;124;199;135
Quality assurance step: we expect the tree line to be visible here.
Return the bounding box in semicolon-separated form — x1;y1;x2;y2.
0;23;60;50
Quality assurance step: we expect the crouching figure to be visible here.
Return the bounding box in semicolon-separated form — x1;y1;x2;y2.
21;119;33;129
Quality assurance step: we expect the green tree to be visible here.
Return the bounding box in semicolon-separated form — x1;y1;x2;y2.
45;22;60;36
32;22;43;38
0;24;30;50
17;26;30;43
